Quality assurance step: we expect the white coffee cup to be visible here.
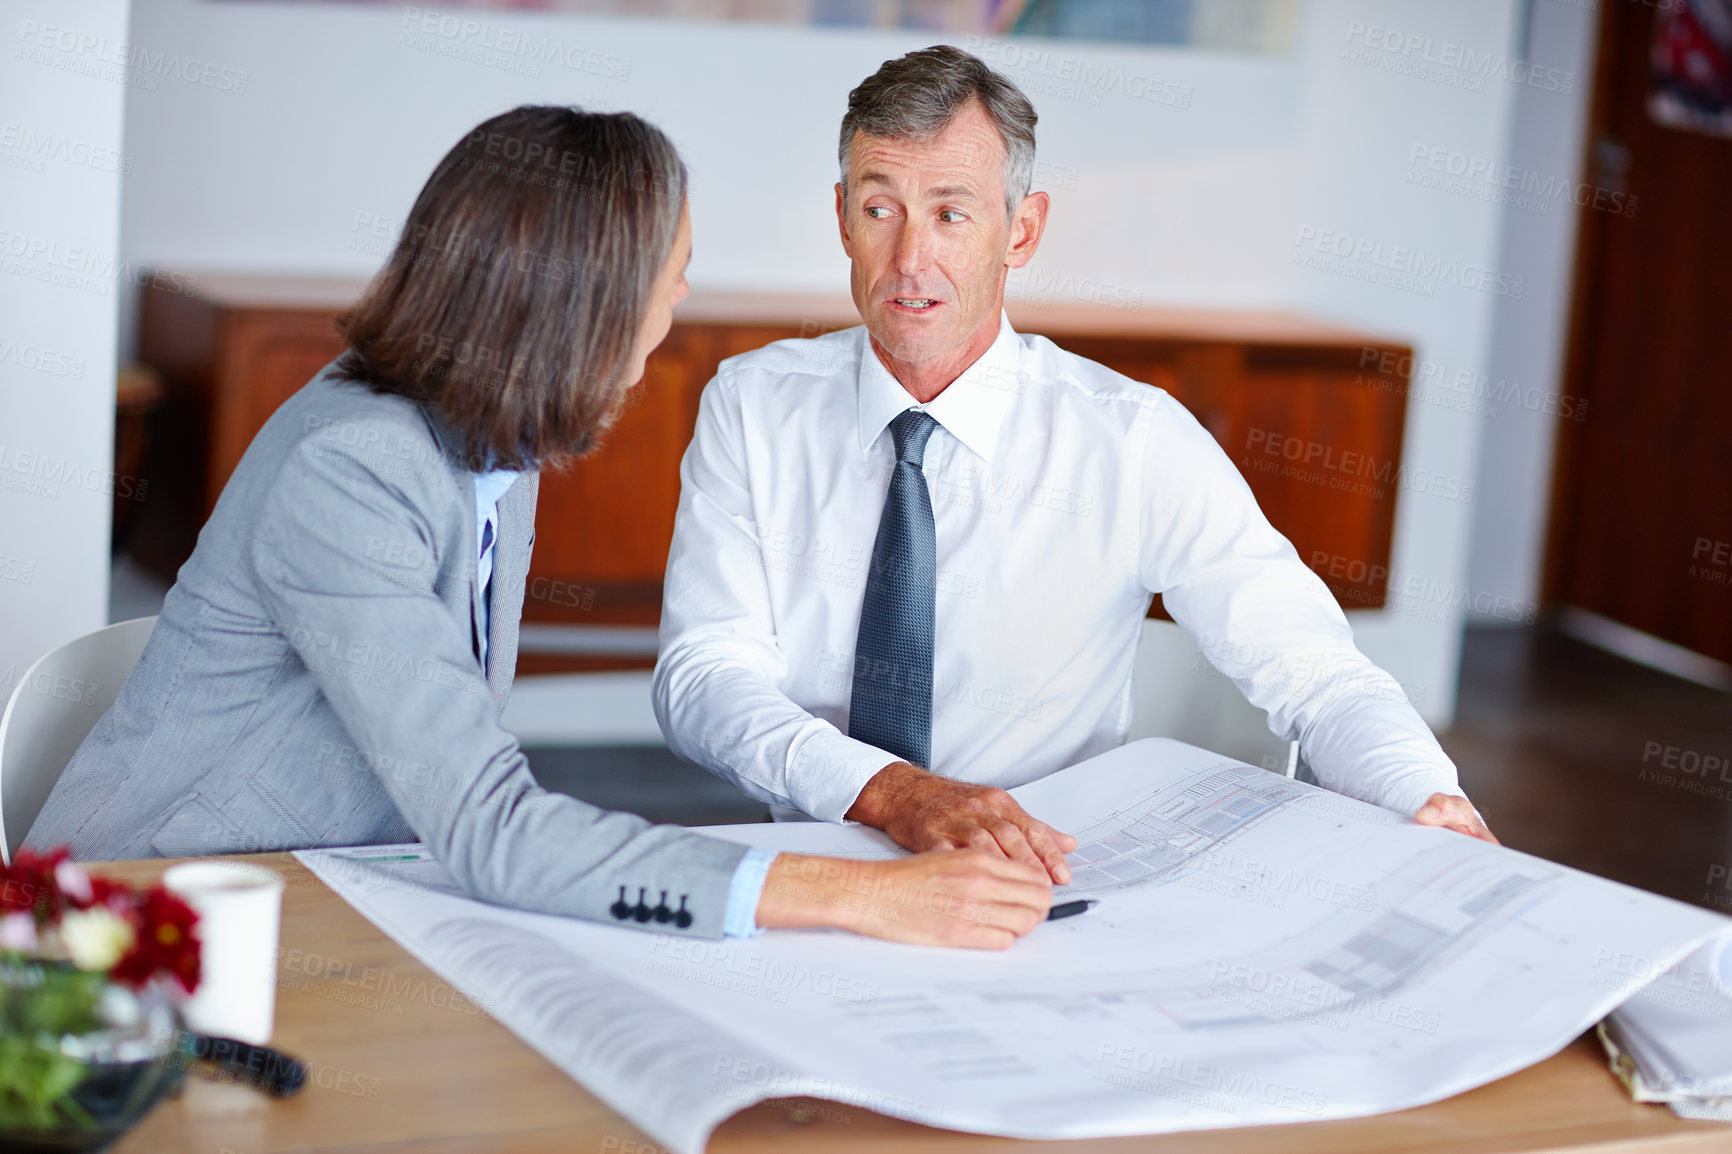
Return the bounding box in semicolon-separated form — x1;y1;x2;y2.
163;861;285;1044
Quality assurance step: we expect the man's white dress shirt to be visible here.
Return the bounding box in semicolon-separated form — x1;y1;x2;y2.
653;314;1465;825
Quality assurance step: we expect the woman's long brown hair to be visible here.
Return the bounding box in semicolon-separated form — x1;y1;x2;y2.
334;104;686;470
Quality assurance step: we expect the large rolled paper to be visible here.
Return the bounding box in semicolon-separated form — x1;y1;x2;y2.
163;861;285;1044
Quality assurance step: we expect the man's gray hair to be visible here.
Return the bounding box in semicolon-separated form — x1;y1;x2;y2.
839;45;1038;219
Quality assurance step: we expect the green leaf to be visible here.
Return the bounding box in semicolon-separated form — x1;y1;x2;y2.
0;957;104;1129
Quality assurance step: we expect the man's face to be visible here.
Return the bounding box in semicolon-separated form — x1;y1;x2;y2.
836;101;1041;370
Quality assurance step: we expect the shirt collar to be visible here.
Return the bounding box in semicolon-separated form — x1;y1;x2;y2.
855;312;1021;462
473;467;522;508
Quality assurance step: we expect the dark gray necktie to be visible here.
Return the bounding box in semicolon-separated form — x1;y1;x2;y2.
849;410;939;768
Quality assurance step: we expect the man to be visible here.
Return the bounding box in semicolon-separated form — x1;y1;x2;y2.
653;46;1493;886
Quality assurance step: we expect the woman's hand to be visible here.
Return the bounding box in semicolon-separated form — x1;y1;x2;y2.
754;849;1053;949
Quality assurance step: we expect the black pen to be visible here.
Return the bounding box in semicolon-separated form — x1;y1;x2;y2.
177;1032;308;1097
1047;898;1097;921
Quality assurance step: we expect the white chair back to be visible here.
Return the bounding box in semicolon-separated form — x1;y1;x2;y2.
0;616;157;864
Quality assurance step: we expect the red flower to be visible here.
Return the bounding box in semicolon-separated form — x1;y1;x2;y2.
0;847;64;918
0;873;42;915
110;887;201;994
2;846;202;994
86;875;132;912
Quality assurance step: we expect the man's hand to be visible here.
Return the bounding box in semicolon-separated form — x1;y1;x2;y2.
845;762;1078;884
755;850;1052;949
1414;792;1499;844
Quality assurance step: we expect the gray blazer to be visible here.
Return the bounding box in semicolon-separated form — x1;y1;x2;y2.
27;365;748;937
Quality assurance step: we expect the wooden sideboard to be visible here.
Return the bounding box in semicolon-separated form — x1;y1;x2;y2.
135;277;1411;657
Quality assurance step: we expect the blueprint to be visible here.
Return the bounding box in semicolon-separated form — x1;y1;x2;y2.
297;739;1732;1152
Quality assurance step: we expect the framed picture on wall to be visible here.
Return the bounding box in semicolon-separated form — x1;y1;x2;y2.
207;0;1299;54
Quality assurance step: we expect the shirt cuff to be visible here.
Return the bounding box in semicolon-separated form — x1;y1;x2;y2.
722;847;778;938
786;725;904;823
1379;770;1468;820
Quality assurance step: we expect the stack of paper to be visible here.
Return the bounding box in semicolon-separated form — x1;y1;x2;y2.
1600;935;1732;1120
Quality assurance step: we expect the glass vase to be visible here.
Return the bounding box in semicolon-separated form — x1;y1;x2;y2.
0;958;183;1154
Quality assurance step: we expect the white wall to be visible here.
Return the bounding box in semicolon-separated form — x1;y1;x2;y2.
1466;0;1598;622
115;1;1310;339
115;0;1544;727
0;0;131;698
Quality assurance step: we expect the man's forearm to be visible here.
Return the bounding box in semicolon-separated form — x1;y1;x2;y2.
1291;687;1462;817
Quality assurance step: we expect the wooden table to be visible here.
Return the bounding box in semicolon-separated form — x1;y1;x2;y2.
99;854;1729;1154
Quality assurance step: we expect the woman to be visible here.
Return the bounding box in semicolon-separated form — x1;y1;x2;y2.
27;106;1049;947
